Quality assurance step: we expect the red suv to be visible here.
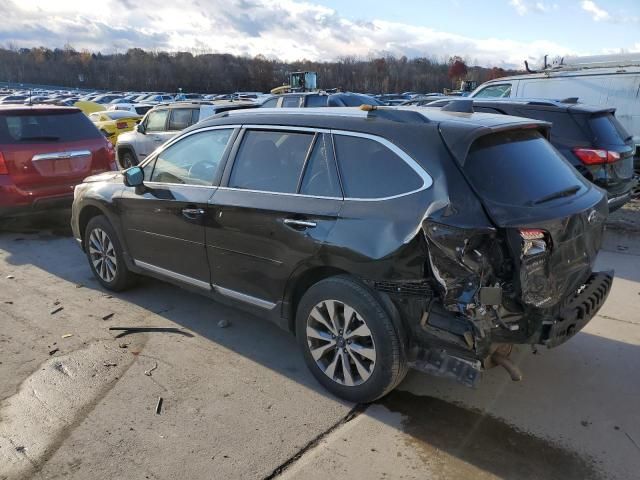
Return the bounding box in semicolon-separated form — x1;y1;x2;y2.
0;106;116;216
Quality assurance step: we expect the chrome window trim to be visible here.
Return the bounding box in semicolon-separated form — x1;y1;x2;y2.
32;150;91;161
215;186;342;201
213;285;276;310
143;181;217;190
134;260;211;290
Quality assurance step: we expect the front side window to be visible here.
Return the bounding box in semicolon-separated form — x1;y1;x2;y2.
229;130;313;193
168;109;194;131
333;134;423;199
145;110;168;132
473;84;512;98
147;129;233;185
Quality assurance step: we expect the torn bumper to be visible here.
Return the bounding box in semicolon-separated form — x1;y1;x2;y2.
539;271;613;348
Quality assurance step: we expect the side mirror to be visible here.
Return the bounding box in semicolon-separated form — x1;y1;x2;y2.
123;166;144;187
136;123;146;134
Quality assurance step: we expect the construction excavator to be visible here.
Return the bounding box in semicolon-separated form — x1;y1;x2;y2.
270;71;318;95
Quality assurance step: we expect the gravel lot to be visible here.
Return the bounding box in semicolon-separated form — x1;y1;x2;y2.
1;207;639;480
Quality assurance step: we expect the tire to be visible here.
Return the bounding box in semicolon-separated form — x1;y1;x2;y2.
84;215;135;292
296;275;407;403
119;150;137;169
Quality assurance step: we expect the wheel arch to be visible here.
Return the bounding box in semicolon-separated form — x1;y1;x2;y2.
116;143;138;167
78;203;112;248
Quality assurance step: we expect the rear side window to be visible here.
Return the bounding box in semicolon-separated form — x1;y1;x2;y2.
305;95;327;107
589;113;630;146
261;97;279;108
282;96;301;108
300;134;341;197
0;111;101;143
168;109;194;131
145;110;168;132
333;134;422;199
229;130;313;193
464;130;586;207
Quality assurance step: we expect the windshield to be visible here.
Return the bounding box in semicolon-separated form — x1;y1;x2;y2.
464;130;587;207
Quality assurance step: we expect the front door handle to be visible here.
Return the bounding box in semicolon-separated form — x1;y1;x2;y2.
182;207;206;219
284;218;317;229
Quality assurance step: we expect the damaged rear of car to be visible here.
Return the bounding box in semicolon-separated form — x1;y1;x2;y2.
408;111;612;386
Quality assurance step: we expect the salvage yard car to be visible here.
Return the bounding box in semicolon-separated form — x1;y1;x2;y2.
72;106;613;402
89;110;142;145
0;105;116;217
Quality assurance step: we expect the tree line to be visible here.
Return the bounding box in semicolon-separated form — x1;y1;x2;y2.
0;46;516;94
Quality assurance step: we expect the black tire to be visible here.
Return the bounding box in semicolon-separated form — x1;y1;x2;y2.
84;215;135;292
119;150;137;169
296;275;407;403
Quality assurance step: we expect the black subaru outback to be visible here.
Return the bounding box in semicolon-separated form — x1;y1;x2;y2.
71;106;613;403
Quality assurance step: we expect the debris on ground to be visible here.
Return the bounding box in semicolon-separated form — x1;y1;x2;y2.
103;361;118;367
15;446;25;453
144;362;158;376
4;301;13;304
75;284;84;288
108;326;193;337
625;431;640;451
54;300;60;306
6;275;15;279
580;420;591;427
102;313;115;321
49;348;59;355
155;396;163;414
50;306;64;315
62;333;73;338
118;343;128;349
217;319;230;328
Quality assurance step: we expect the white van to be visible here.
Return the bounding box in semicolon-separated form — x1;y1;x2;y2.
470;54;640;155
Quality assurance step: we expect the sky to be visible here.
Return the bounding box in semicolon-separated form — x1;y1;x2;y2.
0;0;638;68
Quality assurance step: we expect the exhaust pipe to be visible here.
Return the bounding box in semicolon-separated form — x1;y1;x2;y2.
491;351;523;382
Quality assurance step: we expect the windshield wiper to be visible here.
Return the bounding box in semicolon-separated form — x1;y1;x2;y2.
533;185;581;205
19;136;60;141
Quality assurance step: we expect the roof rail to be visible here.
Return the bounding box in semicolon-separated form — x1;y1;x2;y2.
546;53;640;71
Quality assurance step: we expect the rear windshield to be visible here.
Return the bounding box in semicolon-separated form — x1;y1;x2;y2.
464;130;586;207
0;111;101;143
589;113;630;146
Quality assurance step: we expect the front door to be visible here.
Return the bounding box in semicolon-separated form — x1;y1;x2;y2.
118;127;236;287
207;129;343;307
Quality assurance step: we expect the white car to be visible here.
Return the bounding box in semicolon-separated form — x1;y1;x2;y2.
108;103;154;116
471;53;640;155
115;101;255;168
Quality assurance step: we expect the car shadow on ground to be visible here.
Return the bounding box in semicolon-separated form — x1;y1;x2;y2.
1;212;637;479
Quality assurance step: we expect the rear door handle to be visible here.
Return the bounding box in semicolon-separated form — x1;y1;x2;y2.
182;207;206;219
284;219;317;229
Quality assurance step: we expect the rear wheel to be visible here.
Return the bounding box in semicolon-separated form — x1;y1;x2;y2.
296;275;407;403
85;215;135;291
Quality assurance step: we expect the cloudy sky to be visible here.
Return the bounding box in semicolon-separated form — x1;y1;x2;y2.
0;0;638;67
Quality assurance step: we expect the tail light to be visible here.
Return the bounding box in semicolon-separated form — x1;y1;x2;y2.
116;121;128;129
0;152;8;175
573;148;620;165
519;228;548;256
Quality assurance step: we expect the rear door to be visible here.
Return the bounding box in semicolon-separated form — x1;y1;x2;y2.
206;128;342;308
118;127;236;286
138;108;171;160
0;109;113;198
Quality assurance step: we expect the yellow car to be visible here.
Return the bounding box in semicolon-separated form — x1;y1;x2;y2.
89;110;141;145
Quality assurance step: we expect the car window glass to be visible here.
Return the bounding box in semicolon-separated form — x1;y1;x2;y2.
229;130;313;193
168;109;193;131
473;84;512;98
145;110;168;132
149;129;233;185
261;97;279;108
333;135;422;199
305;95;327;107
282;96;301;108
300;134;341;197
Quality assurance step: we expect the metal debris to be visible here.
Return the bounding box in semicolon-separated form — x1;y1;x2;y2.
48;348;59;355
108;326;193;337
50;306;64;315
6;275;15;279
145;362;158;376
217;319;230;328
155;396;163;414
103;361;118;367
102;313;115;321
62;333;73;339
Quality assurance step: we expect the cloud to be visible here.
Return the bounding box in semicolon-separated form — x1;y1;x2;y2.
0;0;613;68
581;1;610;21
509;0;556;15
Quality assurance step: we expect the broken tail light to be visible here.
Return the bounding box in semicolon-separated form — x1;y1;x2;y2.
0;152;8;175
573;148;620;165
519;228;548;257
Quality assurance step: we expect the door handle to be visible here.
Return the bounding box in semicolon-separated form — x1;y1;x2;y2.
284;218;317;229
182;207;206;219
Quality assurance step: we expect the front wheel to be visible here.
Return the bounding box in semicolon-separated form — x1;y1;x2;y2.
296;275;407;403
85;215;135;291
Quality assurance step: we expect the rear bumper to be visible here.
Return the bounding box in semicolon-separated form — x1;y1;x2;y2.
539;271;613;348
0;180;74;217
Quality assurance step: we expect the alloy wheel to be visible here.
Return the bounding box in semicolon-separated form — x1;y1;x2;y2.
306;299;376;387
88;228;117;283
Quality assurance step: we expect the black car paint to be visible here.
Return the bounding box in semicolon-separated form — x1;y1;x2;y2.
72;108;613;379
